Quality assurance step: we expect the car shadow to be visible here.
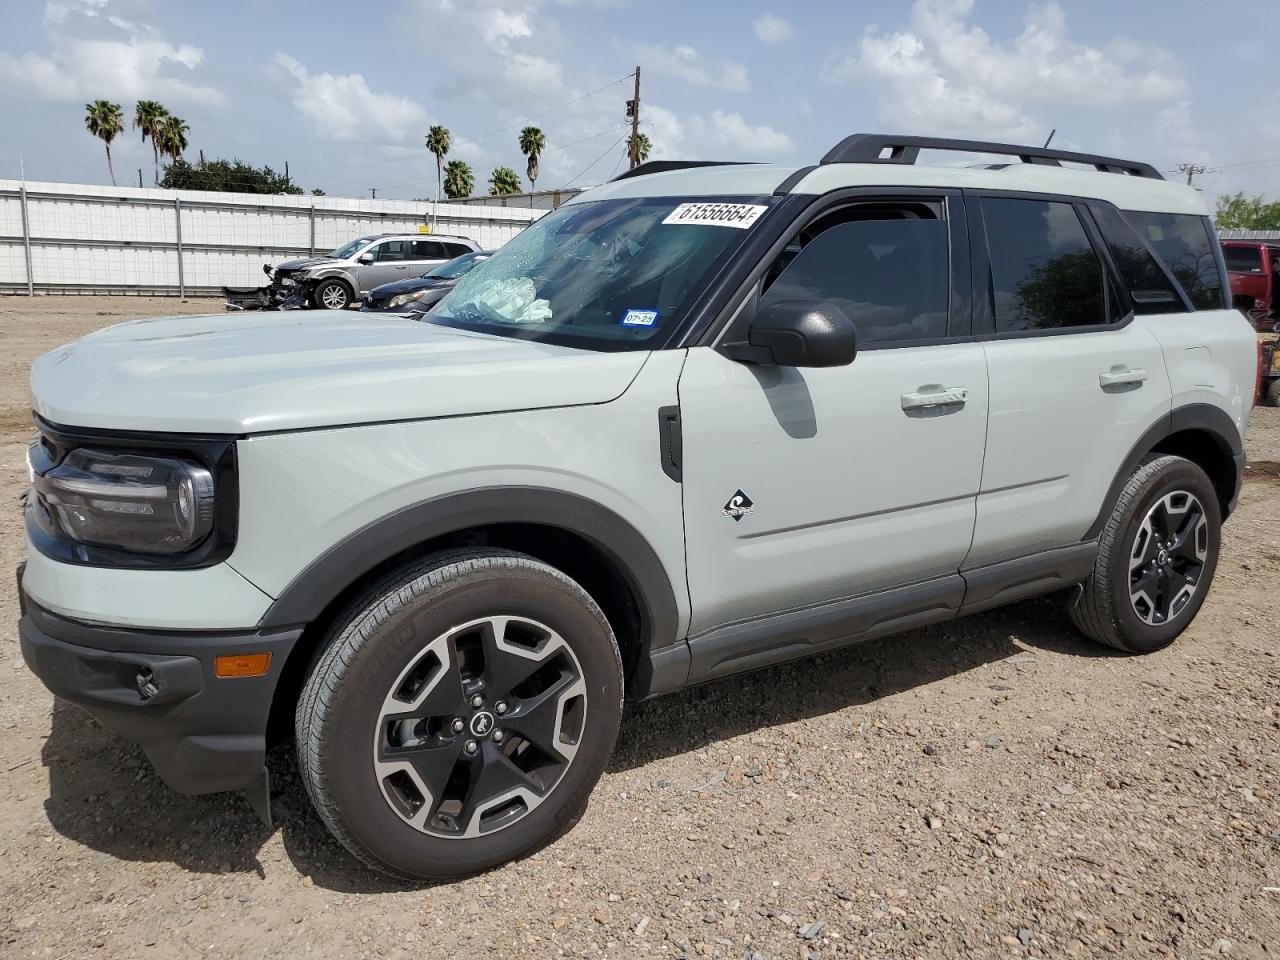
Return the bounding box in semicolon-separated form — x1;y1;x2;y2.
38;595;1113;891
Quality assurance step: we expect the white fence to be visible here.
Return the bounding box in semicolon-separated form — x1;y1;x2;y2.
0;179;541;297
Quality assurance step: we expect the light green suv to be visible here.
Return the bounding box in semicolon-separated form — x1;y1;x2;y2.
19;134;1255;880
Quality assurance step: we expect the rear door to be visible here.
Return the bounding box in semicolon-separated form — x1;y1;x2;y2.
679;193;989;636
406;239;448;277
967;193;1173;565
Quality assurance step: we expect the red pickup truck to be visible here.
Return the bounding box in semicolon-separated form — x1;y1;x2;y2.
1223;240;1280;326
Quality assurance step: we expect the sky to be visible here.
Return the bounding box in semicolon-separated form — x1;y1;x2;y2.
0;0;1276;204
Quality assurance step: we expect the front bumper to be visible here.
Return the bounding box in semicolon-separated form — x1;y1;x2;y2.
18;583;302;796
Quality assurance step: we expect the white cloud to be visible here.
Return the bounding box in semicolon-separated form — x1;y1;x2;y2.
273;54;428;145
828;0;1187;142
636;43;750;93
0;1;224;107
753;15;793;44
644;104;794;161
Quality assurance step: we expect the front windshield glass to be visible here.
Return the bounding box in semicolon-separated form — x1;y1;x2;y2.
427;196;772;351
329;236;377;259
425;252;487;280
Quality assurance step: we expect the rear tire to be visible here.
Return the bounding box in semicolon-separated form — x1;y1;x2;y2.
1265;378;1280;408
1069;455;1220;653
311;278;352;310
296;549;623;881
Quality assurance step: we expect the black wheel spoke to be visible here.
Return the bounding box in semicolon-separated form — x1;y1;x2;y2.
457;743;541;828
500;671;576;759
382;642;468;725
479;619;552;694
1130;566;1161;601
1169;511;1204;563
392;738;466;813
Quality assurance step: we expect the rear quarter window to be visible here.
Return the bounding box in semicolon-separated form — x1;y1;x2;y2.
1121;211;1226;310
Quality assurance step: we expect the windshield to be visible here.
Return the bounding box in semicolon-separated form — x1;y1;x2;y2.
329;236;378;259
426;196;772;351
1223;246;1262;274
425;252;488;280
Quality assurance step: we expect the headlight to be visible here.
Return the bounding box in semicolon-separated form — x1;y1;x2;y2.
389;290;426;308
31;446;216;555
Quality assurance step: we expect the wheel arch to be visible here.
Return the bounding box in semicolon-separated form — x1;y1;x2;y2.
262;487;684;739
1085;403;1244;542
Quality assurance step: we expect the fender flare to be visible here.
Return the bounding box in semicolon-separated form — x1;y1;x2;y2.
257;486;682;656
1084;403;1244;541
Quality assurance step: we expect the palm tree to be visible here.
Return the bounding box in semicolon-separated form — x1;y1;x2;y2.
443;159;474;200
84;100;124;186
626;132;652;166
425;125;450;225
519;125;545;193
488;166;521;196
155;114;190;167
133;100;169;185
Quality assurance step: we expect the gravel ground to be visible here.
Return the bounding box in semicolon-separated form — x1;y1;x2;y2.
0;296;1277;960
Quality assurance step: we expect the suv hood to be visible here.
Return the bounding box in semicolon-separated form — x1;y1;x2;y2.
30;313;649;434
274;257;338;272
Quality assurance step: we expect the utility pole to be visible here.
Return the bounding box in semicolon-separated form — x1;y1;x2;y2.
284;160;290;188
370;187;378;200
137;169;143;188
627;65;641;170
1042;129;1056;148
1174;162;1207;187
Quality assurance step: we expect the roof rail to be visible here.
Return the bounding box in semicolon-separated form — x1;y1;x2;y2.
820;134;1163;180
611;160;755;182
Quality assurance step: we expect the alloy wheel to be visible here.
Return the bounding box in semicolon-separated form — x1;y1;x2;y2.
373;616;588;839
1128;489;1209;626
321;284;349;309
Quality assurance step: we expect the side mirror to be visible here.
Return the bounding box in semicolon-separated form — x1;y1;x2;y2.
722;299;857;368
356;253;375;265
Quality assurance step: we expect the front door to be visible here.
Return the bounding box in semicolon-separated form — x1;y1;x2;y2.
358;239;413;293
678;195;989;637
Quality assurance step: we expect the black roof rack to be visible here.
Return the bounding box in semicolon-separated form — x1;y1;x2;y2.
611;160;755;182
820;134;1163;180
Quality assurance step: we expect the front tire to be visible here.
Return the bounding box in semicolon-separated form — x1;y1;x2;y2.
296;550;623;881
1070;455;1221;653
311;278;353;310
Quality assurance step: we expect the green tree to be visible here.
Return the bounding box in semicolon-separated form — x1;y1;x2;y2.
488;165;521;196
155;114;189;166
160;157;302;194
311;187;326;196
1215;192;1280;230
425;125;451;208
443;159;474;199
519;125;545;192
84;99;124;186
626;131;652;165
132;100;169;185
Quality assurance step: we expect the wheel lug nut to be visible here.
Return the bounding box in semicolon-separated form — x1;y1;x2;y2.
470;694;484;708
492;729;504;743
495;701;507;715
451;718;465;733
464;739;478;754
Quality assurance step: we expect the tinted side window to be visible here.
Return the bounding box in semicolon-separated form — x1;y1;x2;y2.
444;242;473;258
1121;211;1225;310
372;240;409;261
408;239;443;259
1223;245;1262;274
1090;205;1185;314
982;198;1107;332
760;205;949;347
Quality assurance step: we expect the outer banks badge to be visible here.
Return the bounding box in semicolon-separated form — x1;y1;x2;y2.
722;489;754;523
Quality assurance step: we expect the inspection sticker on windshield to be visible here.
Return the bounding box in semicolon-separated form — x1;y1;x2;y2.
662;202;767;229
620;308;660;327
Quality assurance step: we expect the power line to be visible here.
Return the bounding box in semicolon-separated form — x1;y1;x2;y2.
563;135;628;188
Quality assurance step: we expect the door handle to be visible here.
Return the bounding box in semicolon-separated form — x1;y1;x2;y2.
1099;365;1147;389
901;385;969;412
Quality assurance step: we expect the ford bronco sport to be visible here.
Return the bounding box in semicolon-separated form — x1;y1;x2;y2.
19;134;1254;881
